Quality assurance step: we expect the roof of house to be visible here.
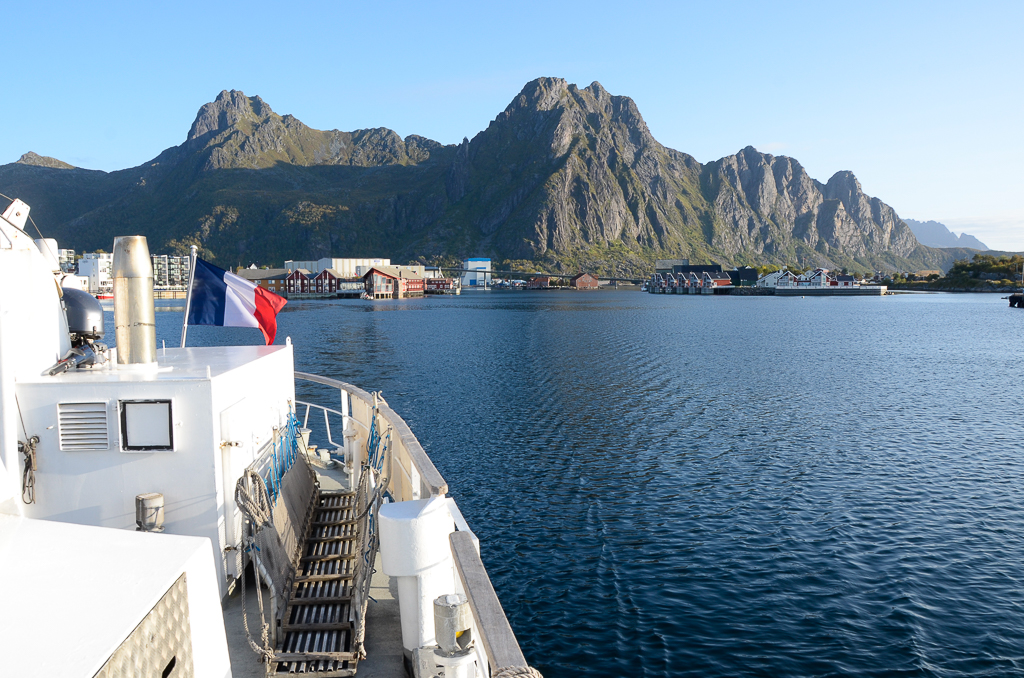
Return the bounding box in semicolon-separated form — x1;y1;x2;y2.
571;273;597;281
362;266;424;280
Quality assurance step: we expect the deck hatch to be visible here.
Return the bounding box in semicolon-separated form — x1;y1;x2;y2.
57;402;109;450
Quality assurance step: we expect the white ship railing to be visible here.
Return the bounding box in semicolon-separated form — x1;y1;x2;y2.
295;372;447;499
294;372;531;677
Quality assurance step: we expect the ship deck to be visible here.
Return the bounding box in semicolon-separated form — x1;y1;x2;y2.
223;462;406;678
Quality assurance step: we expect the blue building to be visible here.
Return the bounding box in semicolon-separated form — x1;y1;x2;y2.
461;258;491;287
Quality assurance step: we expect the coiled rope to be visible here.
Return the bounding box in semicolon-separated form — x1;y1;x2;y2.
492;667;544;678
234;469;275;664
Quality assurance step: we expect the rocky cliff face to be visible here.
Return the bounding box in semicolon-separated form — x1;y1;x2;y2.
0;79;955;274
442;78;927;273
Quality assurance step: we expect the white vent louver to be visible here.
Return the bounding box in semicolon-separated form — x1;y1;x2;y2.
58;402;109;451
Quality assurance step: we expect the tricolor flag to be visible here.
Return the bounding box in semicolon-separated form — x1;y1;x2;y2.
186;258;287;345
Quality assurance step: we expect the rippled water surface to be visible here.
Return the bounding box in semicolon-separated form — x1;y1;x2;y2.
147;291;1024;677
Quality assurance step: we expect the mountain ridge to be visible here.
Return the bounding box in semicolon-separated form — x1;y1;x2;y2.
0;78;966;275
904;218;988;250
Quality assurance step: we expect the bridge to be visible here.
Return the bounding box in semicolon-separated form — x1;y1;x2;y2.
437;267;645;285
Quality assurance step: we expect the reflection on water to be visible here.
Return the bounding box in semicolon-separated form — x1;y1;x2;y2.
123;292;1024;677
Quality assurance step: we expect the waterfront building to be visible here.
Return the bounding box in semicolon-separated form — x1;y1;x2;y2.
57;248;75;273
314;257;391;277
702;271;734;293
655;258;689;274
571;273;600;289
285;260;319;273
425;278;460;294
285;269;312;295
527;276;551;289
836;275;857;287
461;258;491;287
78;252;113;295
756;269;790;288
308;269;363;296
728;266;758;286
150;254;191;289
362;266;425;299
236;268;289;294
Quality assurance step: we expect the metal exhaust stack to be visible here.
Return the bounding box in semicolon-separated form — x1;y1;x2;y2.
112;236;156;365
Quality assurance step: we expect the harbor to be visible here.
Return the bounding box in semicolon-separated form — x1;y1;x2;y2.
648;261;888;296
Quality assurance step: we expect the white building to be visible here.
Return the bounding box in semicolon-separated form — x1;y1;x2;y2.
315;257;391;278
461;258;491;287
58;248;76;273
150;254;191;288
756;268;789;288
78;252;114;295
285;260;320;274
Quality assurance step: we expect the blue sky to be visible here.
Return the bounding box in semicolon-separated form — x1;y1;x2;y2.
6;1;1022;249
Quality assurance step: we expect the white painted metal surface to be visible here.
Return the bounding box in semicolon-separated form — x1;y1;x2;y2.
379;497;457;651
0;513;231;678
0;205;71;514
16;344;296;594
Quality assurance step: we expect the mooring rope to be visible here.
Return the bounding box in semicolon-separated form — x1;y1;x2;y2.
492;667;544;678
234;470;275;663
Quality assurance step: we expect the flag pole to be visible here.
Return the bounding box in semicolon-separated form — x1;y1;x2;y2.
179;245;198;348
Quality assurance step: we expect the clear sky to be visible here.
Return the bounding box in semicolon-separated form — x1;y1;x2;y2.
6;1;1022;249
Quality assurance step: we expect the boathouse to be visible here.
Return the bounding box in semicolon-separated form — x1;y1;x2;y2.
362;266;425;299
425;277;460;294
527;276;551;289
702;271;734;293
571;272;600;289
285;269;311;295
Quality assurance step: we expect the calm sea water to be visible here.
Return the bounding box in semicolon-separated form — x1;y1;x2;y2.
137;291;1024;677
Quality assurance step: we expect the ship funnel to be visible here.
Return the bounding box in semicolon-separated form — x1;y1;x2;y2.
112;236;156;365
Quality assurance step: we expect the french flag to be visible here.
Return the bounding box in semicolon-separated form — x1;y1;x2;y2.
187;259;287;345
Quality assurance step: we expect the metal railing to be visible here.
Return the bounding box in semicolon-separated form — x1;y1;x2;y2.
295;372;447;500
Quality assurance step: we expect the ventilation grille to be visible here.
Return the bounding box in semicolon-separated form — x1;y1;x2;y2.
58;402;109;451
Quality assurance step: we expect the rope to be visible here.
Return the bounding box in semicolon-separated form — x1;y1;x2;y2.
234;470;275;664
14;394;37;505
492;667;544;678
19;437;38;504
236;469;273;529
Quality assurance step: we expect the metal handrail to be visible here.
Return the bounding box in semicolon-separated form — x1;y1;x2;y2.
294;399;364;450
295;372;448;498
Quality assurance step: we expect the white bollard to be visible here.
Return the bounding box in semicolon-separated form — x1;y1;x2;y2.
378;497;456;650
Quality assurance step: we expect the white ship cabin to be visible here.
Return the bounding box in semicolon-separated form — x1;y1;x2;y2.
0;198;534;678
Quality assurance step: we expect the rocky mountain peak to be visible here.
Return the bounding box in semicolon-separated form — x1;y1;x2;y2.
16;151;74;169
187;89;274;141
